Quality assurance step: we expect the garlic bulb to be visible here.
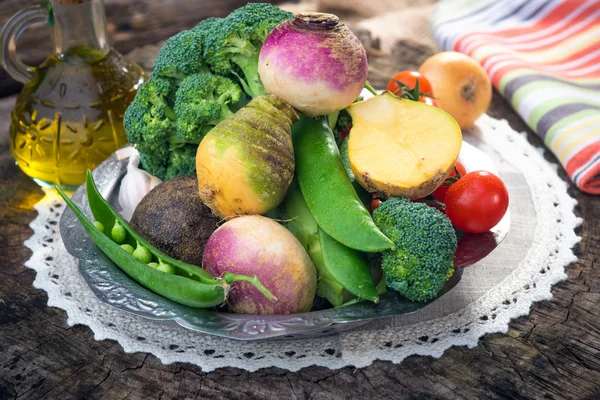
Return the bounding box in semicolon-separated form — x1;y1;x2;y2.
118;148;162;221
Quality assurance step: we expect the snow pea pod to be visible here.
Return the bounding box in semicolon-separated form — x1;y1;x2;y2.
282;179;379;306
292;115;394;252
55;171;274;308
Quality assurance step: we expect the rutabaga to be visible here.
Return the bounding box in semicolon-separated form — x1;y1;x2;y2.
196;95;298;218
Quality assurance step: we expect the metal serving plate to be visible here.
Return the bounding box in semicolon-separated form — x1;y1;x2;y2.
60;136;512;340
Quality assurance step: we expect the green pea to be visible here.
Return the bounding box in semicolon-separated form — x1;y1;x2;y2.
148;261;175;275
292;115;394;252
157;260;176;275
120;244;134;254
132;243;152;264
92;221;104;232
111;221;127;244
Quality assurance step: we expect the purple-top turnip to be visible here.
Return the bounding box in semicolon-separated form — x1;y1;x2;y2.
202;215;317;315
258;12;368;117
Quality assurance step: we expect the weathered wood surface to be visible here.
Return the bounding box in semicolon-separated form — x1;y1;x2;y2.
1;3;600;400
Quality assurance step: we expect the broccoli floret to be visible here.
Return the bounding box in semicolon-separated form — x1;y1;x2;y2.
192;17;223;36
174;73;243;142
372;197;457;302
124;75;206;180
202;3;293;98
138;149;167;181
153;29;207;80
164;144;198;179
123;77;175;158
330;96;363;147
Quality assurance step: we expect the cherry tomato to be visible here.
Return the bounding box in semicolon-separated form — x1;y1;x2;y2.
387;71;433;97
431;160;467;202
419;96;441;108
370;198;382;213
444;171;509;233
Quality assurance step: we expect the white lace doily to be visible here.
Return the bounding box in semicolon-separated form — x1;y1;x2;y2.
24;115;581;372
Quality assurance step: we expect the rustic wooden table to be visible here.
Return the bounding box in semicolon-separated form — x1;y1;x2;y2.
1;2;600;399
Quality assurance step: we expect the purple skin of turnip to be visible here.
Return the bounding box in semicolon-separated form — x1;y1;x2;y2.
202;215;317;315
258;12;368;117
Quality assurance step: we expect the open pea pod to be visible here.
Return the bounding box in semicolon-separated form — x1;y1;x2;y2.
55;171;274;309
84;170;216;284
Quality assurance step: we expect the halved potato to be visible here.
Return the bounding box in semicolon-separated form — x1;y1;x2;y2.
347;92;462;199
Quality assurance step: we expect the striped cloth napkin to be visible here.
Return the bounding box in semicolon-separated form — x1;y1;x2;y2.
431;0;600;194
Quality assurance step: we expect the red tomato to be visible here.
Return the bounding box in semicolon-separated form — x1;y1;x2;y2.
419;96;441;108
431;160;467;202
387;71;433;97
444;171;509;233
370;198;382;213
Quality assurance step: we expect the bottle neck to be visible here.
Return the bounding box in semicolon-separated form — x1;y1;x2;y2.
48;0;109;61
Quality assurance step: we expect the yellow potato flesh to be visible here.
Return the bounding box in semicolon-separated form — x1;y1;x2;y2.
348;92;462;199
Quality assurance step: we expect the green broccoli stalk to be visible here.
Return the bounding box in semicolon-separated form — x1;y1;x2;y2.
202;3;293;98
174;73;243;141
372;197;457;302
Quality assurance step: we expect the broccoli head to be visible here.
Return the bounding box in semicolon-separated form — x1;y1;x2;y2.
153;29;207;80
202;3;293;98
174;73;243;142
372;197;457;302
124;75;202;180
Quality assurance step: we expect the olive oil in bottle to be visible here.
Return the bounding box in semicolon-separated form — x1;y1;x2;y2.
1;0;145;189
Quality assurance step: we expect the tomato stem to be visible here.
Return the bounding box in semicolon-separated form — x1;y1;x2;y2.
423;196;446;210
391;79;434;101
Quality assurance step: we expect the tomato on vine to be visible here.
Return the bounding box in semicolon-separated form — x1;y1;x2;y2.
387;71;433;96
387;70;439;108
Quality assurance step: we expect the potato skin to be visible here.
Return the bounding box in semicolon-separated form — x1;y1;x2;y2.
355;163;455;200
130;175;220;267
203;215;317;315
